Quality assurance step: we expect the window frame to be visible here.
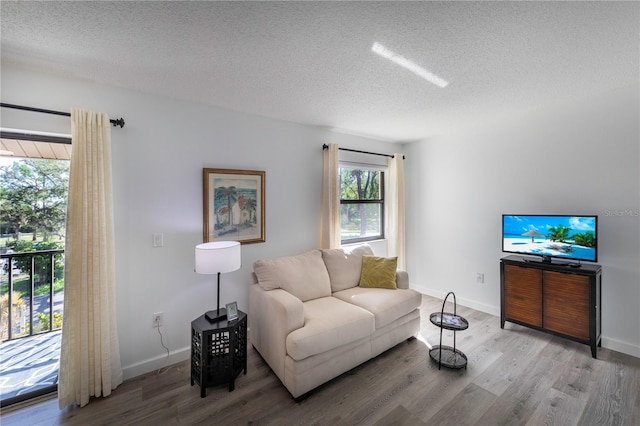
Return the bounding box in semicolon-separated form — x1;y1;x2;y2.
339;164;385;245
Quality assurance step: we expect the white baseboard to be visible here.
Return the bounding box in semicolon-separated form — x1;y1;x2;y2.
121;346;190;380
121;289;639;380
412;285;639;359
600;336;640;358
412;284;500;317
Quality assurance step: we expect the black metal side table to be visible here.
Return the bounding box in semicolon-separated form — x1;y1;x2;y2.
429;292;469;370
190;310;247;397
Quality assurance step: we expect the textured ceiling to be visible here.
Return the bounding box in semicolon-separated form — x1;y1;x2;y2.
1;1;638;142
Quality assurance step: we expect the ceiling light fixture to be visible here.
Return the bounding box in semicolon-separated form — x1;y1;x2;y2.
371;42;448;88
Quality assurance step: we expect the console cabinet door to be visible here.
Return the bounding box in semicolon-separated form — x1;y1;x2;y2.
543;271;589;340
504;265;542;327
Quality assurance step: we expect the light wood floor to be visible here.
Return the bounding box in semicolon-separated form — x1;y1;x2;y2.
2;295;639;425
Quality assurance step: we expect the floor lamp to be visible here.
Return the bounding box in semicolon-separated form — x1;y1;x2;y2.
195;241;241;322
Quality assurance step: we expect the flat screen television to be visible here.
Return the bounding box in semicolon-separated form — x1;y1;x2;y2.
502;215;598;264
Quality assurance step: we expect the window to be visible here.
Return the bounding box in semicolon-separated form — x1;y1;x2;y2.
339;166;384;243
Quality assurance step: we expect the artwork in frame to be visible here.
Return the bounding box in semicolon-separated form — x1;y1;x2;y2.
226;302;239;321
203;168;265;244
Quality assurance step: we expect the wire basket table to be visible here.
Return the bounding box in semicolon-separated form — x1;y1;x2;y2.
429;292;469;370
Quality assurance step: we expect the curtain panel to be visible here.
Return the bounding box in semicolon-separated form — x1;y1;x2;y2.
387;154;406;269
58;108;123;408
319;143;340;249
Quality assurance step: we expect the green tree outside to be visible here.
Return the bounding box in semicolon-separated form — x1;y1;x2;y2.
1;158;69;337
340;168;382;238
1;159;69;242
3;240;65;287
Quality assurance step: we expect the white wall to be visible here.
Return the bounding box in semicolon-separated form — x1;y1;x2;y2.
404;87;640;357
1;62;399;378
3;59;637;376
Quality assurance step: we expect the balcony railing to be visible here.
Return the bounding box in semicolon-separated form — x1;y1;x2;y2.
0;249;64;341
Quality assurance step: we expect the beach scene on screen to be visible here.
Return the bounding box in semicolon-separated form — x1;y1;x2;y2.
503;215;597;261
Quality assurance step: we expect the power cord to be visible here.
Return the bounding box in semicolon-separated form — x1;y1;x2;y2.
156;324;172;375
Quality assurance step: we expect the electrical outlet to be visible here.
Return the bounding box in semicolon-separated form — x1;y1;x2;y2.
153;312;164;328
153;233;164;247
476;273;485;284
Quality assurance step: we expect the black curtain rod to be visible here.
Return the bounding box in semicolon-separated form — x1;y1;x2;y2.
322;144;405;160
1;103;125;128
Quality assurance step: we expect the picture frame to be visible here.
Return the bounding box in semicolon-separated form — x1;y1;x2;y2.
225;301;239;321
203;168;265;244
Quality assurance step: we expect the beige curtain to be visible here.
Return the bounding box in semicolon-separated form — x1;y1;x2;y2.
319;143;341;249
387;154;406;269
58;108;122;408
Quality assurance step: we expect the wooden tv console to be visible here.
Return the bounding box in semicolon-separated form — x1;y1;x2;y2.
500;255;602;358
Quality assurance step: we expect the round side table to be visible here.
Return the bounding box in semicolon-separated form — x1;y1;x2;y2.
429;292;469;370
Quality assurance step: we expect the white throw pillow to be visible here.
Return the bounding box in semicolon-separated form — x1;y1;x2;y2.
253;250;331;302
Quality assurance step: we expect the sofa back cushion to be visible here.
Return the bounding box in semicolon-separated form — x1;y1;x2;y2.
253;250;331;302
322;244;374;292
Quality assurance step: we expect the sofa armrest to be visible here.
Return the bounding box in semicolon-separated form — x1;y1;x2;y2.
396;270;409;289
249;283;304;381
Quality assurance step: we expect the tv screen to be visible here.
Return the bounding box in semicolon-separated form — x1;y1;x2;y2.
502;215;598;263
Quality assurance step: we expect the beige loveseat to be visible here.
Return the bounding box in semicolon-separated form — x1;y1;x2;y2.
248;245;422;399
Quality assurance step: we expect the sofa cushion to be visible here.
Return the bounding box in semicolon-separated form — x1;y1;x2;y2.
322;244;374;292
253;250;331;302
332;287;422;329
359;256;398;289
286;297;374;361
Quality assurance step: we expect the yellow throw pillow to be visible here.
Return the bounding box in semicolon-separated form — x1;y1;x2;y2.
359;256;397;289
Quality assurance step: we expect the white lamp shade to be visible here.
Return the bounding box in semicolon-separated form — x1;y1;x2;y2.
195;241;241;275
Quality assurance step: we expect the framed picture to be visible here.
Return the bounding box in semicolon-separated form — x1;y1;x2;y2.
203;168;265;244
226;302;239;321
